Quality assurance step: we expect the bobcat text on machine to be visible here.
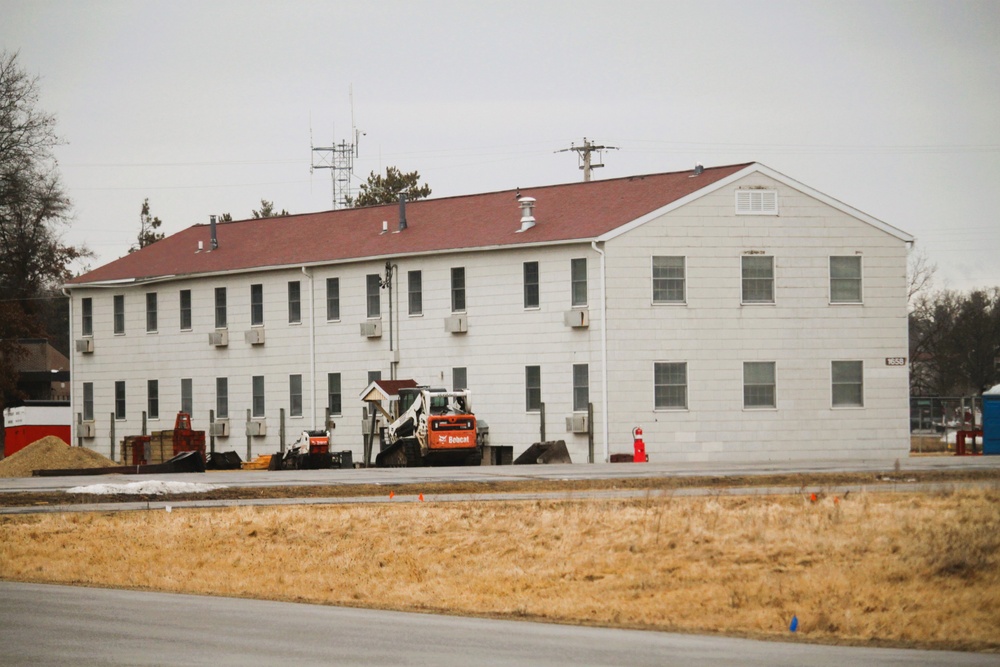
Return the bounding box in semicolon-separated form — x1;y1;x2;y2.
360;379;483;467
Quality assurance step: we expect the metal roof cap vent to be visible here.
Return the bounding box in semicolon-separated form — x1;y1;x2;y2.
517;196;536;233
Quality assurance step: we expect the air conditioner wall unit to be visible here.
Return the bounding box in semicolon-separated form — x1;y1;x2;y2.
564;309;590;328
75;338;94;354
360;321;382;338
246;419;266;436
208;330;229;347
244;328;265;345
565;413;589;433
209;419;230;437
78;421;96;438
444;314;468;333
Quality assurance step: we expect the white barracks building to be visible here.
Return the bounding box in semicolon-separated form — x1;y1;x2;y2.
65;163;913;464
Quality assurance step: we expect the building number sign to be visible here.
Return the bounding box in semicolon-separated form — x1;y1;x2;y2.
885;357;907;366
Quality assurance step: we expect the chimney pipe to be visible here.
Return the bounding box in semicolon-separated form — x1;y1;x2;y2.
209;215;218;250
517;196;536;233
398;193;407;231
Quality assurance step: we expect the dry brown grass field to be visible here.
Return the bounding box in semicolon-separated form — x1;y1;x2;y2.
2;488;999;651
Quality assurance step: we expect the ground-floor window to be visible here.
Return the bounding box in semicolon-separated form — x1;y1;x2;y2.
832;360;864;407
328;373;342;416
147;380;159;420
115;381;126;420
654;362;687;409
573;364;589;411
525;366;541;412
743;362;776;408
289;374;303;417
252;376;265;417
216;377;228;419
181;378;193;416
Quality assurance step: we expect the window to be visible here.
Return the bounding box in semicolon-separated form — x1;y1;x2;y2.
181;378;193;416
250;284;263;326
215;287;227;328
652;256;685;304
147;380;159;420
830;256;862;303
179;290;192;330
252;376;265;417
735;189;778;215
145;293;157;332
81;298;93;336
326;277;340;320
571;258;588;307
288;281;301;324
367;370;382;385
743;362;776;409
327;373;342;416
523;261;539;309
832;361;864;407
216;377;229;419
408;270;422;315
289;374;303;417
741;256;774;303
82;382;94;421
453;367;467;391
654;362;687;409
366;274;381;318
573;364;589;411
525;366;541;412
113;295;125;334
451;267;466;312
115;380;126;419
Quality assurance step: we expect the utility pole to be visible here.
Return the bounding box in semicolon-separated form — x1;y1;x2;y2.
311;87;363;209
556;137;619;182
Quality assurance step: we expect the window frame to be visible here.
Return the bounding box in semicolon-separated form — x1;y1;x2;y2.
216;377;229;419
654;362;688;410
113;295;125;335
366;274;381;319
326;277;340;321
214;287;227;329
145;292;158;333
287;280;301;324
289;374;303;417
741;255;775;304
571;258;588;307
525;365;541;413
830;256;863;304
81;297;93;337
743;361;777;409
451;267;466;313
523;261;539;309
408;270;422;316
179;289;192;331
832;360;864;408
327;373;342;417
82;382;94;421
453;367;468;391
652;256;686;305
180;378;193;416
147;379;159;420
114;380;127;420
572;363;589;412
251;375;265;418
250;284;264;326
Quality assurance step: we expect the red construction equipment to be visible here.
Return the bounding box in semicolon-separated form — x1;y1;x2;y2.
126;413;205;465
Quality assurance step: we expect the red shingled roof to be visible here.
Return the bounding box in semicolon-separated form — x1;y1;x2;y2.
68;163;752;285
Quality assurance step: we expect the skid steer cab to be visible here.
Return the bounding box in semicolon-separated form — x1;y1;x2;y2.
272;430;333;470
374;386;482;467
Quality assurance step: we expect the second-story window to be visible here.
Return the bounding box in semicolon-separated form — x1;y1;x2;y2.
81;297;93;336
524;261;539;309
250;284;264;325
145;293;157;332
451;267;466;312
366;274;381;318
179;290;192;330
215;287;227;328
288;281;301;324
408;270;422;315
571;258;587;307
741;256;774;304
326;277;340;320
113;295;125;334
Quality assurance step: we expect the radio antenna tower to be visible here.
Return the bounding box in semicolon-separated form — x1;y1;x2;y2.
311;87;362;209
555;137;619;182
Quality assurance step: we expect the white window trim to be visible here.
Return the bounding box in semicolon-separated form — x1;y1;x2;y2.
735;189;778;215
828;255;865;305
831;360;865;409
742;361;778;411
740;255;776;306
650;256;687;306
653;360;689;412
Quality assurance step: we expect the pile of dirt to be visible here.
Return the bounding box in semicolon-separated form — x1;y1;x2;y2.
0;436;116;478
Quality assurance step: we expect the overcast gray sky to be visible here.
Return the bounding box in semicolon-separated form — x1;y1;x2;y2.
4;0;998;292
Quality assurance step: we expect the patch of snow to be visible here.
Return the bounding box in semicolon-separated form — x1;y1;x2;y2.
67;480;225;495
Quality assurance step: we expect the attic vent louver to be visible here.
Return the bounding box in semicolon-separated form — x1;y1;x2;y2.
517;196;536;233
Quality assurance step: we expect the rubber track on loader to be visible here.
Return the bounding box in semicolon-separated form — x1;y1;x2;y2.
375;438;422;468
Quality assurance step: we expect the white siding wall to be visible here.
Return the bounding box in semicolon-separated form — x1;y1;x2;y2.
602;173;909;461
70;173;909;464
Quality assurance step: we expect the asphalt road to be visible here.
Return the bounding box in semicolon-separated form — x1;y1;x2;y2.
2;582;996;667
3;454;999;494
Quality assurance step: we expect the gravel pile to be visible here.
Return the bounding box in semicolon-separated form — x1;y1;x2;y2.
0;436;116;477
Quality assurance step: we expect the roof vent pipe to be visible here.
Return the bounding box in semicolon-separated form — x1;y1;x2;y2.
209;215;218;250
517;196;536;233
398;193;407;231
694;163;704;176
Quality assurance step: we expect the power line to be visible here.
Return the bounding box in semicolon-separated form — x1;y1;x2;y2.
555;137;619;182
